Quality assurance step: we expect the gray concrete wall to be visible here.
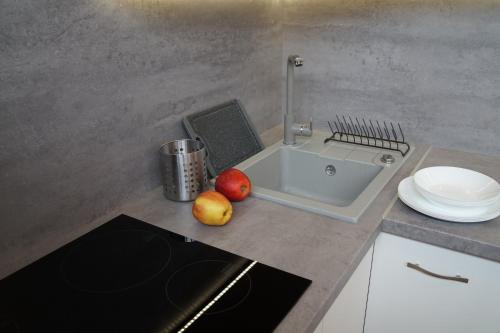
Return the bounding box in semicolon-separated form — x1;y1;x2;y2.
283;0;500;156
2;0;500;269
0;0;282;262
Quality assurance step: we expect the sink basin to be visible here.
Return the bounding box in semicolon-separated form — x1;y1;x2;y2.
235;131;412;222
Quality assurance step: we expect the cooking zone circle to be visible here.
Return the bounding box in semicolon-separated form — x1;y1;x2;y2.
0;318;19;333
165;260;252;315
60;229;171;294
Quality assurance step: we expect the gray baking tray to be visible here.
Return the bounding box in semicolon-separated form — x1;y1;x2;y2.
183;99;264;177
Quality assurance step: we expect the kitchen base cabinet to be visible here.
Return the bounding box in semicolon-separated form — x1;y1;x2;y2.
365;233;500;333
313;245;374;333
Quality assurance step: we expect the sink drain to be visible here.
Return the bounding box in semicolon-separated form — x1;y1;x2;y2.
325;165;336;176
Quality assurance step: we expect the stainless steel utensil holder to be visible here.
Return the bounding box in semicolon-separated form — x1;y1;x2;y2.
159;139;209;201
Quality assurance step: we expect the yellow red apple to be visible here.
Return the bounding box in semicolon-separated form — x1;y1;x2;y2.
192;191;233;226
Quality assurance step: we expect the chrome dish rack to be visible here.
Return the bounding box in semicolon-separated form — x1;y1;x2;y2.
324;115;410;157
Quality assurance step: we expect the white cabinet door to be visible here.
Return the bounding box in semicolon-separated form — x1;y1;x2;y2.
314;245;373;333
365;232;500;333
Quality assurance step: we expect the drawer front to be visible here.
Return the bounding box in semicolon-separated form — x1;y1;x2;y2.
365;232;500;333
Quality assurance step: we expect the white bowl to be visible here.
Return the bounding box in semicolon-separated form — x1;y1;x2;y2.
413;166;500;207
399;177;500;223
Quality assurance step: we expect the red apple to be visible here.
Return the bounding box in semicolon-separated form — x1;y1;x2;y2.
215;168;251;202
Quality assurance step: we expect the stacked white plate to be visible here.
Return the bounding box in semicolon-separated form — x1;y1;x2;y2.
398;166;500;222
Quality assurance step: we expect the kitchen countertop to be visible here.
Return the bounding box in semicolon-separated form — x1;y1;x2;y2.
117;144;500;333
2;130;499;332
87;141;430;333
382;147;500;263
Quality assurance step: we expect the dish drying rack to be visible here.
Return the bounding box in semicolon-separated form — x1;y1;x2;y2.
324;115;411;157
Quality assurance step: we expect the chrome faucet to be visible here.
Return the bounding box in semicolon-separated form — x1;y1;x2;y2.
284;54;312;145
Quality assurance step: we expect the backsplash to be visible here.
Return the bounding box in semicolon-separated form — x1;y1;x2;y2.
0;0;282;264
1;0;499;271
282;0;500;156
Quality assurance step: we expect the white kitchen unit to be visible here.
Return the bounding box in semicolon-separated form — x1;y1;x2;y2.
365;233;500;333
313;245;373;333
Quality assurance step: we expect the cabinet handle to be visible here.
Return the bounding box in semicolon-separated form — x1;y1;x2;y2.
406;262;469;284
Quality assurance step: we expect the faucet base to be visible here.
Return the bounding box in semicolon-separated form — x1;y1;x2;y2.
283;114;313;146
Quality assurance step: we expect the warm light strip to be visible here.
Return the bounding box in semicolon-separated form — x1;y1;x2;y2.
177;260;258;333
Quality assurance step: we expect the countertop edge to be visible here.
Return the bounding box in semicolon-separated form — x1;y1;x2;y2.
381;217;500;263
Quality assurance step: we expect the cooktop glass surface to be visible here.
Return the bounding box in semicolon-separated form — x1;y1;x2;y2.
0;215;311;333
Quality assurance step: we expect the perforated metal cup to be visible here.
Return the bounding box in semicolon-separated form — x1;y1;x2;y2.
159;139;209;201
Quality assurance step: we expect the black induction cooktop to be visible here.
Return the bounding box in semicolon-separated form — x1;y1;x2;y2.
0;215;311;333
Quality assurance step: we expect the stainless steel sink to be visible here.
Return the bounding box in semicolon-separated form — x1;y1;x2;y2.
235;130;412;222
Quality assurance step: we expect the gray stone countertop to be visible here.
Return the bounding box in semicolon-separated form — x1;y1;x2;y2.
382;147;500;263
114;144;499;333
85;142;429;333
3;135;499;333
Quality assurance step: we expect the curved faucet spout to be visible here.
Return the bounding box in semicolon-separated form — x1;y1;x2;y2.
288;55;304;67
